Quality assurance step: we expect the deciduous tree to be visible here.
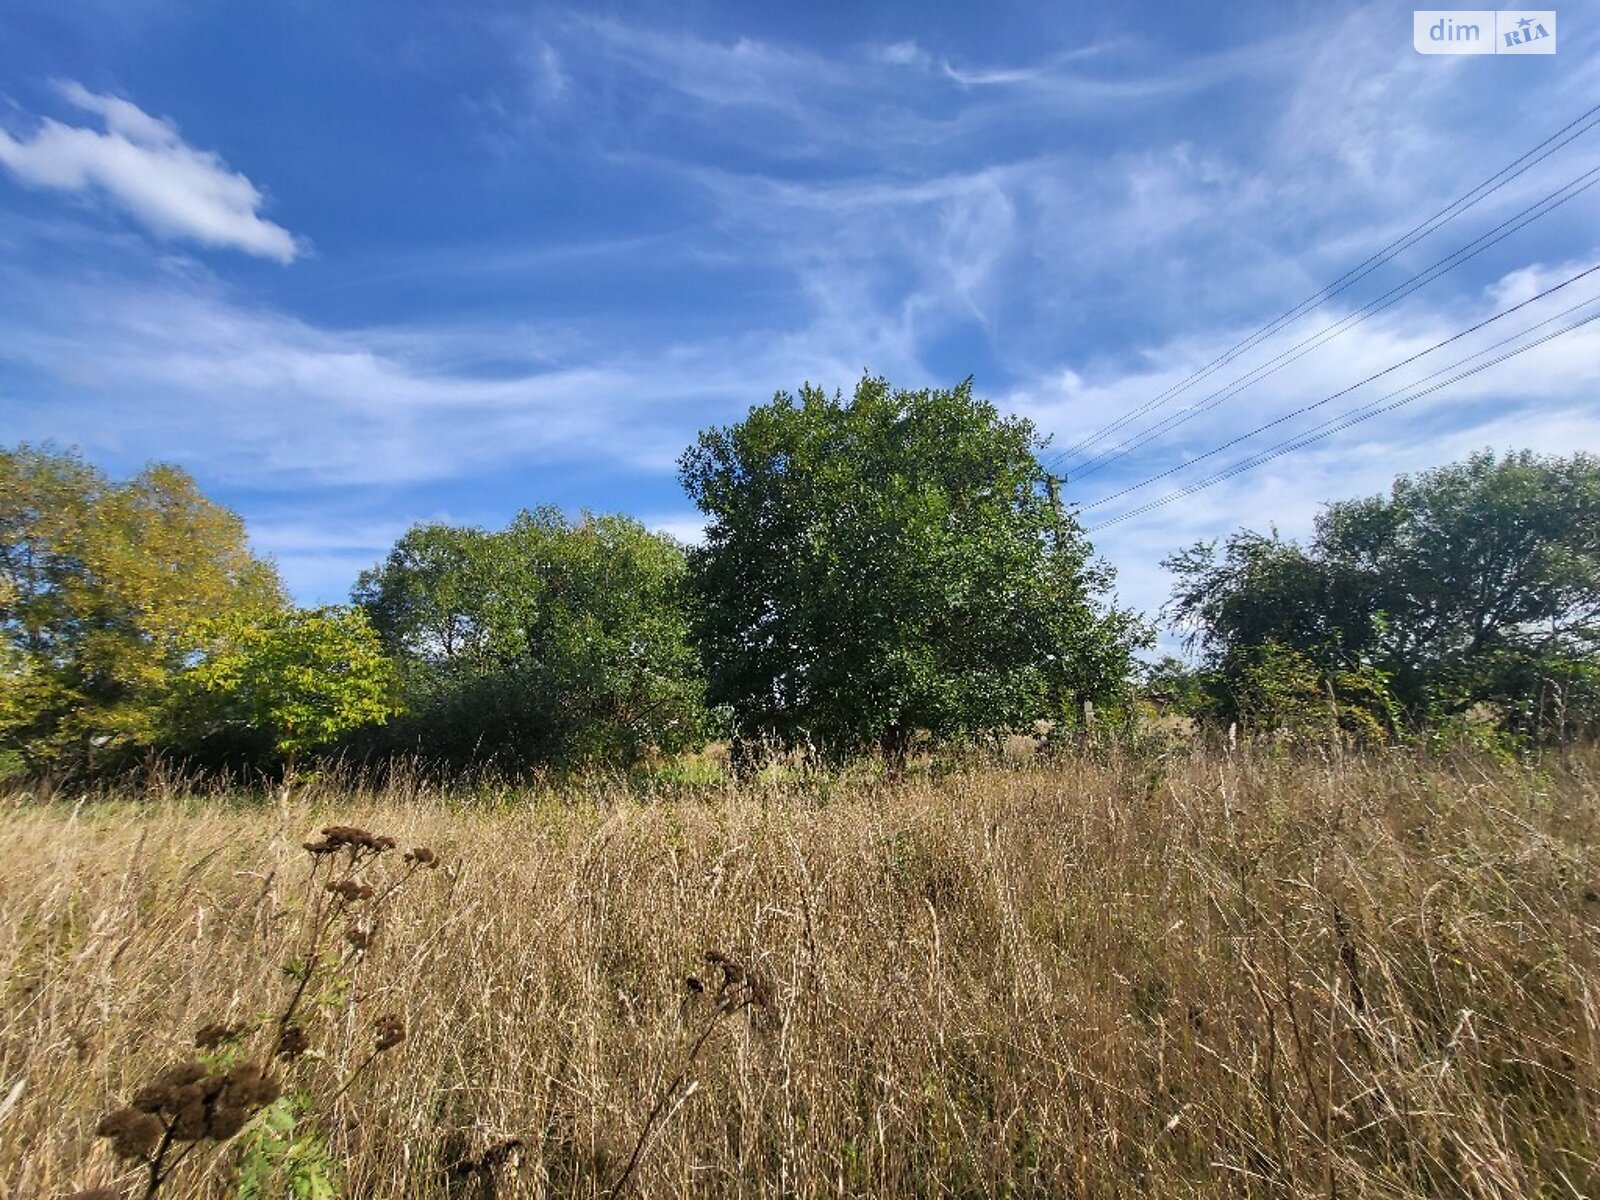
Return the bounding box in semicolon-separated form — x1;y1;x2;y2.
679;376;1144;768
354;509;707;769
0;445;283;775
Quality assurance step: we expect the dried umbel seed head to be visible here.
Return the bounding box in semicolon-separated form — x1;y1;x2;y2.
404;846;438;867
276;1024;309;1060
221;1063;281;1109
315;825;398;854
326;879;375;902
450;1136;526;1177
195;1022;242;1050
131;1061;208;1113
118;1060;281;1145
345;925;372;951
702;948;772;1009
96;1106;164;1159
207;1104;249;1140
684;976;705;994
704;948;746;988
374;1013;406;1052
170;1097;209;1140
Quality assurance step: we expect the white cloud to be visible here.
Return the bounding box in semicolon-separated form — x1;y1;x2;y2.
0;83;301;261
1006;263;1600;629
872;41;925;67
643;514;707;546
0;252;917;490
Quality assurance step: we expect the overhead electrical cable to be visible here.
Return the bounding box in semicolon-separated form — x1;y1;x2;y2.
1043;101;1600;472
1085;303;1600;531
1076;261;1600;511
1064;162;1600;482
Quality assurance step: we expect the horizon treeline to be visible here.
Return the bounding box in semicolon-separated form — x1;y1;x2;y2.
3;377;1597;782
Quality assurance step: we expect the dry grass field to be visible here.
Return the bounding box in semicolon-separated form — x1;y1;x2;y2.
3;746;1599;1198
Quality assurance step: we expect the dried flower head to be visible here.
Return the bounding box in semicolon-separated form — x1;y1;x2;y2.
684;976;705;994
747;972;775;1009
704;948;746;987
404;846;438;867
701;948;772;1009
131;1061;207;1113
326;879;375;902
345;925;372;952
113;1060;281;1150
449;1136;526;1178
96;1106;163;1159
222;1063;281;1109
374;1013;406;1051
194;1022;242;1050
276;1024;309;1061
317;825;398;854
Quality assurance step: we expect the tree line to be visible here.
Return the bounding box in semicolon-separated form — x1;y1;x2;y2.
2;377;1596;782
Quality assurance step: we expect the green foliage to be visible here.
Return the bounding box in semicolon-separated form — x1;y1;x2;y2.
679;376;1145;765
355;508;707;770
0;444;285;775
234;1093;341;1199
1165;450;1600;741
175;606;397;765
1208;641;1396;746
1136;655;1208;717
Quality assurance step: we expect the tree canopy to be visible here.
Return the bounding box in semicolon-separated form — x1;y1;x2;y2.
679;376;1144;765
174;606;397;768
354;508;707;770
1166;450;1600;741
0;445;284;776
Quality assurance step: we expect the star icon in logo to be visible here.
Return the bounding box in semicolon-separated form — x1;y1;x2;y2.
1517;16;1534;31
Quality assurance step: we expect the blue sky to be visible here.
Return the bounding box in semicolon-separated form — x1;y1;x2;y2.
2;1;1598;633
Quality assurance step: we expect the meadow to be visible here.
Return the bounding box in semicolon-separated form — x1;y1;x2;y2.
3;745;1598;1199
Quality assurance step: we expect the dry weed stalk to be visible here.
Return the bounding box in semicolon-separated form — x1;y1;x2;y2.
605;948;775;1198
65;824;438;1199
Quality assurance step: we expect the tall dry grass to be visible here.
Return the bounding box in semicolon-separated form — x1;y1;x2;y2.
2;746;1598;1198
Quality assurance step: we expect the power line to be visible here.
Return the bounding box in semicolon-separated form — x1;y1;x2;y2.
1077;261;1600;512
1066;160;1600;481
1085;302;1600;531
1043;100;1600;473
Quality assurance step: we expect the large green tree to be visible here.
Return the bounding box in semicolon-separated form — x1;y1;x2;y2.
679;376;1144;767
354;509;707;769
0;445;284;775
1166;450;1600;740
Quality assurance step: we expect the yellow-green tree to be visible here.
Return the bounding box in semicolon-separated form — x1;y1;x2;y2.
0;445;284;776
176;606;397;773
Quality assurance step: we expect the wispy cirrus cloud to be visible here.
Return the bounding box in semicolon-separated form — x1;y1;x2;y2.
0;81;301;261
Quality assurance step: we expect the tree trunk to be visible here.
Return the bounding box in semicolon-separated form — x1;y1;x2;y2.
880;724;909;780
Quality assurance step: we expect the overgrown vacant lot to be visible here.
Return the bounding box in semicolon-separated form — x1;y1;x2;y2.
4;749;1599;1198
